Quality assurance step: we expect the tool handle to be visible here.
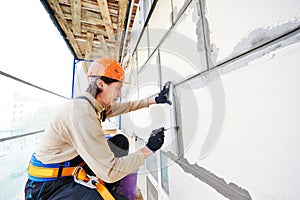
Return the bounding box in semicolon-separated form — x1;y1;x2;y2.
150;127;165;137
163;81;171;92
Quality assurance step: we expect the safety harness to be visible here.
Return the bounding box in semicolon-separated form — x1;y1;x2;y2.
27;96;113;199
76;95;106;122
28;154;115;200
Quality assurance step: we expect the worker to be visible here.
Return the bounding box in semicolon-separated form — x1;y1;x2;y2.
24;57;171;200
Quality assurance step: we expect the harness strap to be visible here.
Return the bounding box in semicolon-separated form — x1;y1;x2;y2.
28;163;77;178
28;156;115;200
76;96;106;122
96;182;116;200
72;166;115;200
76;96;96;112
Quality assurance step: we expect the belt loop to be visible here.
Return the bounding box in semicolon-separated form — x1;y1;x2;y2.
57;163;64;178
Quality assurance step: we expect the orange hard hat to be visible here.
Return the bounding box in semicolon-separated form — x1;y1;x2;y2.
87;58;125;82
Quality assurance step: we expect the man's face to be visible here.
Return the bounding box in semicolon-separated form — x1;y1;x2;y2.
99;81;123;106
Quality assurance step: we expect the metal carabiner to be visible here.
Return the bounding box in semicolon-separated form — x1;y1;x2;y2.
72;166;98;189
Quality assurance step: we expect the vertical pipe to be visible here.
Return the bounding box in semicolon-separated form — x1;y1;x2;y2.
71;57;76;99
119;0;134;63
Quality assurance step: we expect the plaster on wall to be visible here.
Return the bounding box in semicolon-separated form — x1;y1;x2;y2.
218;29;300;76
165;151;252;200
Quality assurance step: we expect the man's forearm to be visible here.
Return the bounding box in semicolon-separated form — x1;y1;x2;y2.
141;146;153;158
148;98;156;105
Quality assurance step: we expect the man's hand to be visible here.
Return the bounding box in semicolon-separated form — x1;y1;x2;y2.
146;127;165;152
155;81;172;105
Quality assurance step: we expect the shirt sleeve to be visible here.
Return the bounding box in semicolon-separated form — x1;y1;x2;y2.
106;98;149;118
68;103;145;183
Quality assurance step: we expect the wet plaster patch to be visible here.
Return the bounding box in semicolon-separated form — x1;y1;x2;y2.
164;151;252;200
215;24;300;76
198;0;300;77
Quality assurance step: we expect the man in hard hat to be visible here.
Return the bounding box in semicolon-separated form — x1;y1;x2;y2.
25;58;171;200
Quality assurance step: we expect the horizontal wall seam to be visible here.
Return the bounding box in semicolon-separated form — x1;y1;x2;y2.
174;25;300;88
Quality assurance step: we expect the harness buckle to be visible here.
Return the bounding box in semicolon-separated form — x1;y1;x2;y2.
72;166;98;189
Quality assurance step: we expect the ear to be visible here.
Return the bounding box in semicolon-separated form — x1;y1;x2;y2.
96;78;104;89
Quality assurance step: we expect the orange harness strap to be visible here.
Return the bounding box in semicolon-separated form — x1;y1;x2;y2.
72;166;115;200
96;183;116;200
28;163;115;200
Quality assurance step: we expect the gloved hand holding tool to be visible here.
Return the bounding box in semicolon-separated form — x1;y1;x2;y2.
146;127;165;152
155;81;172;105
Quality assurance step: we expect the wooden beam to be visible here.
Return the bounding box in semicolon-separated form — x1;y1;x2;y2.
81;1;119;16
48;0;82;58
64;11;118;29
115;0;128;59
81;23;107;36
96;0;115;41
71;0;81;35
109;47;116;59
60;0;119;16
83;32;94;73
97;35;111;57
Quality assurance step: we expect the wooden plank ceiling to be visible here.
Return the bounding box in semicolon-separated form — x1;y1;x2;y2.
41;0;140;71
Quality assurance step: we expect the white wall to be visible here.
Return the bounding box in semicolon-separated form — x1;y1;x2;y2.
123;0;300;199
193;42;300;200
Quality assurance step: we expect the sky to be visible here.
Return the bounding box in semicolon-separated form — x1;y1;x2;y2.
0;0;74;97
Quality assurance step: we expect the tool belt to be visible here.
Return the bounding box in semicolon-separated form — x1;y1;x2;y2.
28;154;115;200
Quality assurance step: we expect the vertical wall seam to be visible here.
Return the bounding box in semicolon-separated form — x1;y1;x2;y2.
137;0;194;74
198;0;211;70
158;49;162;89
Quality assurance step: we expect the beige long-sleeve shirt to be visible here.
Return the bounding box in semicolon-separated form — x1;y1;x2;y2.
35;92;149;183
